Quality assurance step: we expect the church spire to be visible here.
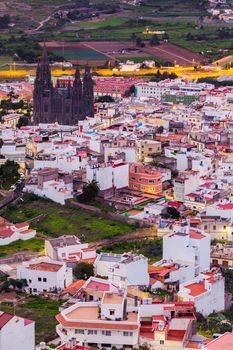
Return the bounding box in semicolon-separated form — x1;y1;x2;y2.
35;44;53;92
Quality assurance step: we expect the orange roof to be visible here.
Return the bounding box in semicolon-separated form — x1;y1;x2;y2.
28;262;62;272
102;293;123;305
204;333;233;350
185;282;207;297
56;313;138;331
189;230;205;240
60;279;85;296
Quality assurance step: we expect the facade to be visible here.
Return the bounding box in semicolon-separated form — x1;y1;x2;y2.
45;235;96;263
94;252;149;288
178;271;225;316
56;291;140;348
33;46;94;125
0;312;35;350
137;140;162;162
0;217;36;246
86;159;129;192
163;221;211;275
211;244;233;268
129;163;163;195
17;258;73;294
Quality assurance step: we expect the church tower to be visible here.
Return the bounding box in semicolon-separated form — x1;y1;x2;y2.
83;64;94;118
33;45;53;124
72;66;84;122
33;47;94;125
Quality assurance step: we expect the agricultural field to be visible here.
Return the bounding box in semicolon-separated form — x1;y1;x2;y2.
0;297;62;343
0;237;44;258
0;195;134;244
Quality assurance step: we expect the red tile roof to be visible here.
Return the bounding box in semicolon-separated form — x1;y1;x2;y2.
0;313;13;329
185;282;207;297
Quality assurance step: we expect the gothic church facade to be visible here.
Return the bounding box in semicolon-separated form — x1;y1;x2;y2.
33;46;94;125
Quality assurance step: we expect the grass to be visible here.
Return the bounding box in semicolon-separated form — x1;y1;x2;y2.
67;17;129;29
100;238;162;263
51;49;108;61
0;195;134;242
0;238;44;258
0;297;62;343
0;237;44;257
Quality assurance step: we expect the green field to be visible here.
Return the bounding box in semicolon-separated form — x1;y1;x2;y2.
0;195;134;243
67;17;129;29
0;238;44;258
100;239;163;263
52;49;108;61
0;297;62;343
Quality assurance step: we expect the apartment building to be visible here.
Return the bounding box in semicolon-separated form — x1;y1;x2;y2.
129;163;163;195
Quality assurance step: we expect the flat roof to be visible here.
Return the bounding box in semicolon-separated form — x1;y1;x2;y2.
99;254;121;262
102;293;124;305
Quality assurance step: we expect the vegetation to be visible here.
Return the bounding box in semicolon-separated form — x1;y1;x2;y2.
0;160;20;190
95;95;115;103
197;312;232;337
73;262;94;280
100;239;163;262
150;70;178;82
0;297;62;343
0;194;133;242
0;237;44;258
78;180;100;203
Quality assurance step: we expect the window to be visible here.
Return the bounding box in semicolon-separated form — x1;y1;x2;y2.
29;279;32;283
110;310;115;316
88;330;97;335
102;331;111;336
204;225;208;230
38;277;42;282
160;340;164;345
75;329;85;334
33;288;37;292
213;225;216;230
43;278;47;282
123;332;133;337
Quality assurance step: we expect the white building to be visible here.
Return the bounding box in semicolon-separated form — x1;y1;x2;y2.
25;178;73;205
0;311;35;350
174;171;200;202
86;160;129;191
136;79;214;100
17;258;73;294
45;235;96;263
163;220;211;275
0;217;36;246
56;291;140;348
178;271;225;316
95;252;149;288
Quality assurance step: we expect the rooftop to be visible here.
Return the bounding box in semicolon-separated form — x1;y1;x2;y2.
102;293;124;305
204;333;233;350
27;261;62;272
185;282;207;297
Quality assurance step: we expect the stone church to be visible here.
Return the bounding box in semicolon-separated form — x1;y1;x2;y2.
33;46;94;125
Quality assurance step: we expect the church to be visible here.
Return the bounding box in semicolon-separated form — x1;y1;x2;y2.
33;46;94;125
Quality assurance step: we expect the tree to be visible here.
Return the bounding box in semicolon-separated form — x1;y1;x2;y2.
161;206;180;219
78;180;100;203
17;116;29;128
96;95;115;103
136;37;145;48
73;262;94;280
0;160;20;190
150;34;160;46
157;126;164;134
123;85;135;97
